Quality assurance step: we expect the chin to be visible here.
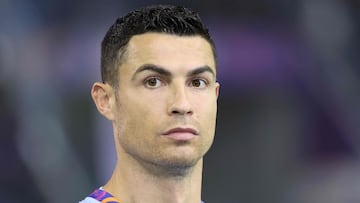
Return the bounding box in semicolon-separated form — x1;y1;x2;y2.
159;160;199;177
154;154;203;176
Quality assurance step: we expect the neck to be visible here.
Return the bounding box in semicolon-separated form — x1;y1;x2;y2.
104;155;203;203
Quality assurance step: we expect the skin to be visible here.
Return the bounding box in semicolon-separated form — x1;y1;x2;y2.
91;33;220;203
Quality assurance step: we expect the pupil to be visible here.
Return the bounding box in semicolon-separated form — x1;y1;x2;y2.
193;80;200;87
149;78;157;86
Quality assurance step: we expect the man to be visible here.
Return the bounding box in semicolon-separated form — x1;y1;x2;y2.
80;4;220;203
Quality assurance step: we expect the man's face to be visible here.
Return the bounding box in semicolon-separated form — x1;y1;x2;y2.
113;33;219;171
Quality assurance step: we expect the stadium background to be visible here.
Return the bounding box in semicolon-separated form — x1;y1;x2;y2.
1;0;359;202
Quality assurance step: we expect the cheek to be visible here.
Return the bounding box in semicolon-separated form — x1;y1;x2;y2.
195;96;217;132
116;102;150;151
195;92;218;115
117;93;163;134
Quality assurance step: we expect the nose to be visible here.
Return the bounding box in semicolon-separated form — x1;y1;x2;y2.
167;86;193;116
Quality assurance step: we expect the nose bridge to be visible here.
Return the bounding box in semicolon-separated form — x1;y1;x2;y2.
168;79;192;115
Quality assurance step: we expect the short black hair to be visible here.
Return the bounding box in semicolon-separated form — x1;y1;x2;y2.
101;4;216;87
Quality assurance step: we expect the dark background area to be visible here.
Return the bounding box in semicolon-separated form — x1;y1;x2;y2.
1;0;359;202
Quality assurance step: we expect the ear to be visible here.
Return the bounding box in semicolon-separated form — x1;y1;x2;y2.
91;82;116;121
215;82;220;99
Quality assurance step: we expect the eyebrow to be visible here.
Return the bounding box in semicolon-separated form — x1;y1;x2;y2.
133;64;172;79
186;66;215;77
132;64;215;80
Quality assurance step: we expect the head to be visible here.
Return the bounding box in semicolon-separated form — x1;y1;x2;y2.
101;4;216;88
92;5;219;176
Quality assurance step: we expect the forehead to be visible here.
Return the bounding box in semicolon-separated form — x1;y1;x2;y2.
123;33;216;73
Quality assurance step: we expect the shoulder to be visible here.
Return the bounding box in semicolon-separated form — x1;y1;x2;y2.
79;197;100;203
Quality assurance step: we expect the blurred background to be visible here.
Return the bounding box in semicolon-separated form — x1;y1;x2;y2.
1;0;359;202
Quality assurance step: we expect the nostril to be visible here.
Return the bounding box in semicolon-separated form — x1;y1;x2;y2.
172;109;185;115
171;108;192;116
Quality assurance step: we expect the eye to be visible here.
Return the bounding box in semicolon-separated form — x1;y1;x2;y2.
190;78;207;88
144;77;163;88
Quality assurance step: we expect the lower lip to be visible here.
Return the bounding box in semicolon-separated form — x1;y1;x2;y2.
163;132;197;141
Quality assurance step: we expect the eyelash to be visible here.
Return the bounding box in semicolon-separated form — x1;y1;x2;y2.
188;78;208;88
142;76;209;89
143;76;165;88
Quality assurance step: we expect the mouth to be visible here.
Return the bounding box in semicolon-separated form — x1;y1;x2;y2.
162;127;199;141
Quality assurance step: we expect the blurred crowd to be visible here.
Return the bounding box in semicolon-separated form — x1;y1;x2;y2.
0;0;359;202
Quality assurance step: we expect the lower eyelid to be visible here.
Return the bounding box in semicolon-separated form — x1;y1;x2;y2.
143;77;168;88
189;79;208;87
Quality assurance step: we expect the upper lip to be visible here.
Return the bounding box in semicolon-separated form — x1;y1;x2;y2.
162;127;199;135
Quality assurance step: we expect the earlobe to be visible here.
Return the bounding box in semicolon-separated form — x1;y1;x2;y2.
91;82;116;121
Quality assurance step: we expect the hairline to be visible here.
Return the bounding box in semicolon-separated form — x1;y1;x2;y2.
110;32;217;89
